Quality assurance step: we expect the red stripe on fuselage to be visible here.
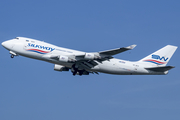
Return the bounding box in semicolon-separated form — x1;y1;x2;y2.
26;49;50;53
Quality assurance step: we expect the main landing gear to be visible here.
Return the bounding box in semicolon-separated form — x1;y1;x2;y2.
71;64;84;76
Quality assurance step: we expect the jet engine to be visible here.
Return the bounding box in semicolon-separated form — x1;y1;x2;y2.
54;64;69;71
84;53;95;60
59;56;69;62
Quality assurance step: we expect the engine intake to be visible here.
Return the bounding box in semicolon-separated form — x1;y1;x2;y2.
54;64;69;71
59;56;69;62
84;53;95;60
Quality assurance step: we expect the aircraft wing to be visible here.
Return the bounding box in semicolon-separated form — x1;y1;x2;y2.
75;44;137;60
49;44;137;62
48;44;136;75
98;44;136;56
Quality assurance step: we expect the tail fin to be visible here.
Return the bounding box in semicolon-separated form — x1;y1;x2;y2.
138;45;178;66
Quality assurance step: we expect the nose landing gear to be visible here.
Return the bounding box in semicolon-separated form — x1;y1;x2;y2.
11;54;14;58
9;51;17;58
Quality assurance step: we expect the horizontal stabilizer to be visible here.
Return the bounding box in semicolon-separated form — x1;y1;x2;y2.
145;66;175;72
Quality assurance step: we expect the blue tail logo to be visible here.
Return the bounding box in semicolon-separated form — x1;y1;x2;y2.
152;55;168;61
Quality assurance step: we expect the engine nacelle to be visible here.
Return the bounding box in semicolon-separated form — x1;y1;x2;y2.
54;64;69;71
59;56;69;62
84;53;95;60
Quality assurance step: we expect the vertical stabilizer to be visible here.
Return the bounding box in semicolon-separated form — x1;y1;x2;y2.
138;45;177;66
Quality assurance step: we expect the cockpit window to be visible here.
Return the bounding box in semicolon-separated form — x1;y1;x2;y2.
15;37;19;40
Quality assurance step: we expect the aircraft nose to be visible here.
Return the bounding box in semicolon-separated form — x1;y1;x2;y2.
2;41;7;47
1;40;14;50
1;42;4;46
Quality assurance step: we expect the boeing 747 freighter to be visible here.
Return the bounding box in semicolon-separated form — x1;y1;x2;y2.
2;37;178;76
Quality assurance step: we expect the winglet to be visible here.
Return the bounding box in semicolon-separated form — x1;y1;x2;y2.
126;44;137;50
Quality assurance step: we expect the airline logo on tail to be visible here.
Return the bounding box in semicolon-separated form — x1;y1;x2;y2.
143;55;168;65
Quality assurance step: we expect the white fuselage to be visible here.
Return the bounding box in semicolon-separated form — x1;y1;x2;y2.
1;37;168;75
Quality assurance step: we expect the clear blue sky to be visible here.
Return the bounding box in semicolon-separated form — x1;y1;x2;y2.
0;0;180;120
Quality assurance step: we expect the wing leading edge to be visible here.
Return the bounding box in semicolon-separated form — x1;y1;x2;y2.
98;44;136;56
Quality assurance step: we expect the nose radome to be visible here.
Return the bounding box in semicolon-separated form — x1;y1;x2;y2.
2;41;4;46
1;41;7;47
1;40;14;50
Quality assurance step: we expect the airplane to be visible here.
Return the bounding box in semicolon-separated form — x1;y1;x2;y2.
1;37;178;76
